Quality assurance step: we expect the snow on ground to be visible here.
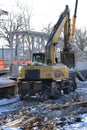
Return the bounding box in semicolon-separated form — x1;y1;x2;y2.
3;128;22;130
62;80;87;129
1;54;87;129
63;114;87;130
0;77;16;86
76;80;87;100
0;96;20;115
1;80;87;129
75;60;87;71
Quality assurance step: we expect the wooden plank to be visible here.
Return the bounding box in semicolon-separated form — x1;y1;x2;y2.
51;101;87;110
1;117;24;128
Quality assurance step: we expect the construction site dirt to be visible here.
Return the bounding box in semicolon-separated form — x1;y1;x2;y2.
0;80;87;130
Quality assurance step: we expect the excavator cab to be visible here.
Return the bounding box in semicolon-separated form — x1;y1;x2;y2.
32;53;45;63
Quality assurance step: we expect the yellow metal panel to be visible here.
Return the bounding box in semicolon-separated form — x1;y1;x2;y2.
18;63;69;81
52;16;67;43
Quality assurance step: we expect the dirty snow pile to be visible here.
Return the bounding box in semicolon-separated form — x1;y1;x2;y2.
75;61;87;70
2;128;21;130
63;114;87;130
0;78;15;86
0;96;19;115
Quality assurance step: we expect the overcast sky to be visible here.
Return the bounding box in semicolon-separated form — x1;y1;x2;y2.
0;0;87;31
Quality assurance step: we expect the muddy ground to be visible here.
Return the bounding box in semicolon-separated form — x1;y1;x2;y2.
0;80;87;129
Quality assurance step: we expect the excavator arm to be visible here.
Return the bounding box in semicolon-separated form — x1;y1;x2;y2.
45;0;78;68
45;5;70;64
61;0;78;68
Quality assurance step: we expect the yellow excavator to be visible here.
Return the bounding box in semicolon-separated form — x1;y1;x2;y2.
17;0;78;100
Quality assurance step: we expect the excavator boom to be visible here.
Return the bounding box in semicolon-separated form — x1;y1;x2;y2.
45;5;70;64
45;0;78;68
61;0;78;68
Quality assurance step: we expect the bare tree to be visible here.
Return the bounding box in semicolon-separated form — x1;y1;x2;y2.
74;28;87;52
42;23;52;34
0;2;33;48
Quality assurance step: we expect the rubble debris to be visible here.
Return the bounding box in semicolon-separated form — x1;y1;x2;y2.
51;100;87;110
1;78;87;129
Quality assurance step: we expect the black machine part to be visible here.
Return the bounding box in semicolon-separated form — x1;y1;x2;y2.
60;51;75;68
